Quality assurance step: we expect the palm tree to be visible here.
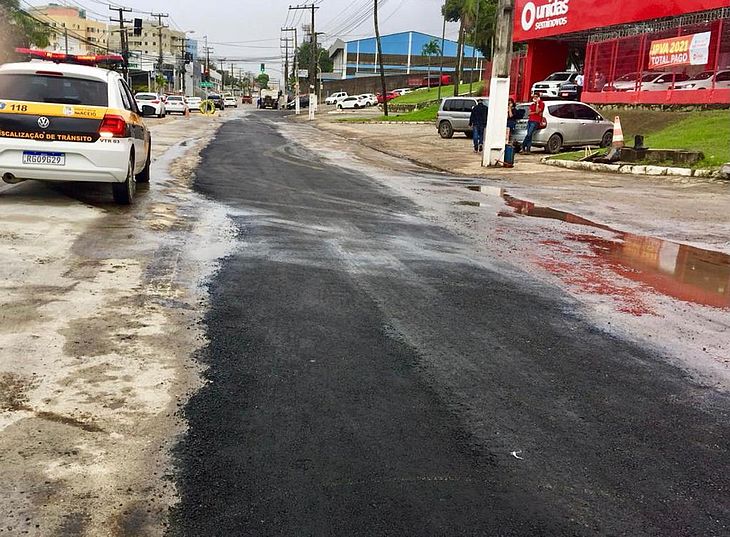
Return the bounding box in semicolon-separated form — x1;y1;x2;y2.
443;0;493;96
422;39;442;88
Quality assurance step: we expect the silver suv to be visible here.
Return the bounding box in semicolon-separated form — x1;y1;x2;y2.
437;96;489;138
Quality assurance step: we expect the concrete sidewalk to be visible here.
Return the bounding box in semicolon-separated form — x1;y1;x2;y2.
306;115;730;254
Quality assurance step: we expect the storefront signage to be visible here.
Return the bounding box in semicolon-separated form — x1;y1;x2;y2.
514;0;728;41
648;32;711;69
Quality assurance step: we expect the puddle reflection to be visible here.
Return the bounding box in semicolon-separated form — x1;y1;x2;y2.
500;193;730;309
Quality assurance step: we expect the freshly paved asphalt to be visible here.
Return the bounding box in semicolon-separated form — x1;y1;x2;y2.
167;113;729;536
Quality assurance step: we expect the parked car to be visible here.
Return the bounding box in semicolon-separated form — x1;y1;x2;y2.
286;95;310;109
531;72;578;98
607;71;690;92
134;92;166;117
436;96;489;139
165;95;188;115
207;93;225;110
377;91;399;103
358;93;378;106
337;96;368;110
675;70;730;90
187;96;202;111
510;101;614;153
325;92;348;105
242;95;253;104
392;88;412;96
223;93;237;107
557;81;580;100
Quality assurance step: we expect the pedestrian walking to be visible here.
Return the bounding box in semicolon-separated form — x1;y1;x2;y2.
575;71;584;101
469;99;488;153
522;93;544;154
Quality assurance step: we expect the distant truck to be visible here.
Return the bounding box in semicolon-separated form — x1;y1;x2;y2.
408;74;453;88
260;88;281;110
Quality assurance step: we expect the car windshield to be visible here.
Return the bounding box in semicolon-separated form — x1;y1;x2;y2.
615;73;639;82
168;96;183;101
545;73;572;81
136;94;156;100
642;73;665;82
690;71;714;80
0;73;108;106
209;94;221;99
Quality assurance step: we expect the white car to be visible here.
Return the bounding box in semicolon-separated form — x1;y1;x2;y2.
187;96;202;111
223;94;237;108
134;92;166;117
607;72;690;92
392;88;412;96
531;71;578;98
357;93;378;106
165;95;188;115
325;92;348;105
337;96;368;110
0;56;153;204
676;70;730;90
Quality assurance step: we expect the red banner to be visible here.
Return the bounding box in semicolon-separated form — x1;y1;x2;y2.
514;0;729;42
648;32;712;69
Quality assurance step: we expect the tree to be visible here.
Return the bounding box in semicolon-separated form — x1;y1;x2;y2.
421;39;442;88
0;0;51;63
443;0;497;95
295;42;333;74
255;73;270;90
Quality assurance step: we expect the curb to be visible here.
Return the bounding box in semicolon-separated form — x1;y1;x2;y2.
542;157;728;179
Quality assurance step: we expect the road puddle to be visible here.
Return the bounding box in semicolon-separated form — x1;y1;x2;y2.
464;185;730;311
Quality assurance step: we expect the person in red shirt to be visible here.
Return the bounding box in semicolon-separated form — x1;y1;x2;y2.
523;92;545;153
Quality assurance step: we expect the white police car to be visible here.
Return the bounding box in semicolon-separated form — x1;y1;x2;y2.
0;50;153;204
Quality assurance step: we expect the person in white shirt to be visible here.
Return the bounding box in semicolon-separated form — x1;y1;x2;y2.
575;72;585;100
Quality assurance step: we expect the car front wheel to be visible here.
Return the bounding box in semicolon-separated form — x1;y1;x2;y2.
546;133;563;154
438;121;454;139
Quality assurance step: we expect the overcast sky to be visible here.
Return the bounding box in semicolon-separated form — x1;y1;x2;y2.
29;0;462;78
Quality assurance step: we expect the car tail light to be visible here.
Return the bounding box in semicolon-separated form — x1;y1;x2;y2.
151;99;160;104
99;114;128;138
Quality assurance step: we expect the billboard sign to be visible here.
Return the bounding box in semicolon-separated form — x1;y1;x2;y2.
648;32;711;69
514;0;729;41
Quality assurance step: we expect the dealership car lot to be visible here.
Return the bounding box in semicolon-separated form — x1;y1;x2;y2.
0;59;153;204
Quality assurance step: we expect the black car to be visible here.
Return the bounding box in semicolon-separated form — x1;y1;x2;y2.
286;95;310;110
207;93;225;110
557;82;580;101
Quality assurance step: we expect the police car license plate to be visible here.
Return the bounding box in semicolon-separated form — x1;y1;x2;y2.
22;151;66;166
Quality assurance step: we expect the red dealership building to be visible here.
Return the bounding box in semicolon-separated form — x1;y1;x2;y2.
511;0;730;104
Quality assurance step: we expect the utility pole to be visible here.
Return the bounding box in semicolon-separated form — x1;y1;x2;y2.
374;0;388;116
289;4;318;95
282;27;299;114
151;12;169;81
483;0;515;167
63;24;69;54
109;5;132;81
180;37;187;95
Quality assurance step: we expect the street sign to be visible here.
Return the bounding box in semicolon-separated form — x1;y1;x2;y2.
200;81;213;88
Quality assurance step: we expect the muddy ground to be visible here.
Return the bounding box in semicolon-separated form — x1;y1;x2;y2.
0;112;235;536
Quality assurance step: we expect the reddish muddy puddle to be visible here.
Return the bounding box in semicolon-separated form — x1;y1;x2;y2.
464;186;730;312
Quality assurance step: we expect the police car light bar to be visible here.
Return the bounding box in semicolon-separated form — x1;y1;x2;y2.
15;48;124;66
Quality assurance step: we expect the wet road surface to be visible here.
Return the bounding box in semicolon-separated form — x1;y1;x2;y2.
168;113;729;536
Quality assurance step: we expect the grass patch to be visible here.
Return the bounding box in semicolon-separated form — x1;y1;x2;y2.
391;83;484;104
378;103;439;122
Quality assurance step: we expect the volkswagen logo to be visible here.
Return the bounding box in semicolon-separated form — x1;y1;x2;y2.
37;116;50;129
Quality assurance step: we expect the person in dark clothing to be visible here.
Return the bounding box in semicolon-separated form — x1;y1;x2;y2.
506;98;517;139
469;100;488;153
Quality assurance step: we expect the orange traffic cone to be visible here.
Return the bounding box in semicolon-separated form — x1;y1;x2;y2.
612;116;625;148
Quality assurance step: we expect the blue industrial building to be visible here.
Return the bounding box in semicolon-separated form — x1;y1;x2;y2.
329;31;484;80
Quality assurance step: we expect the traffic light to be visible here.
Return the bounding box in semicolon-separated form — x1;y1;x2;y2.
184;52;193;64
202;71;210;82
133;18;143;37
260;63;265;73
